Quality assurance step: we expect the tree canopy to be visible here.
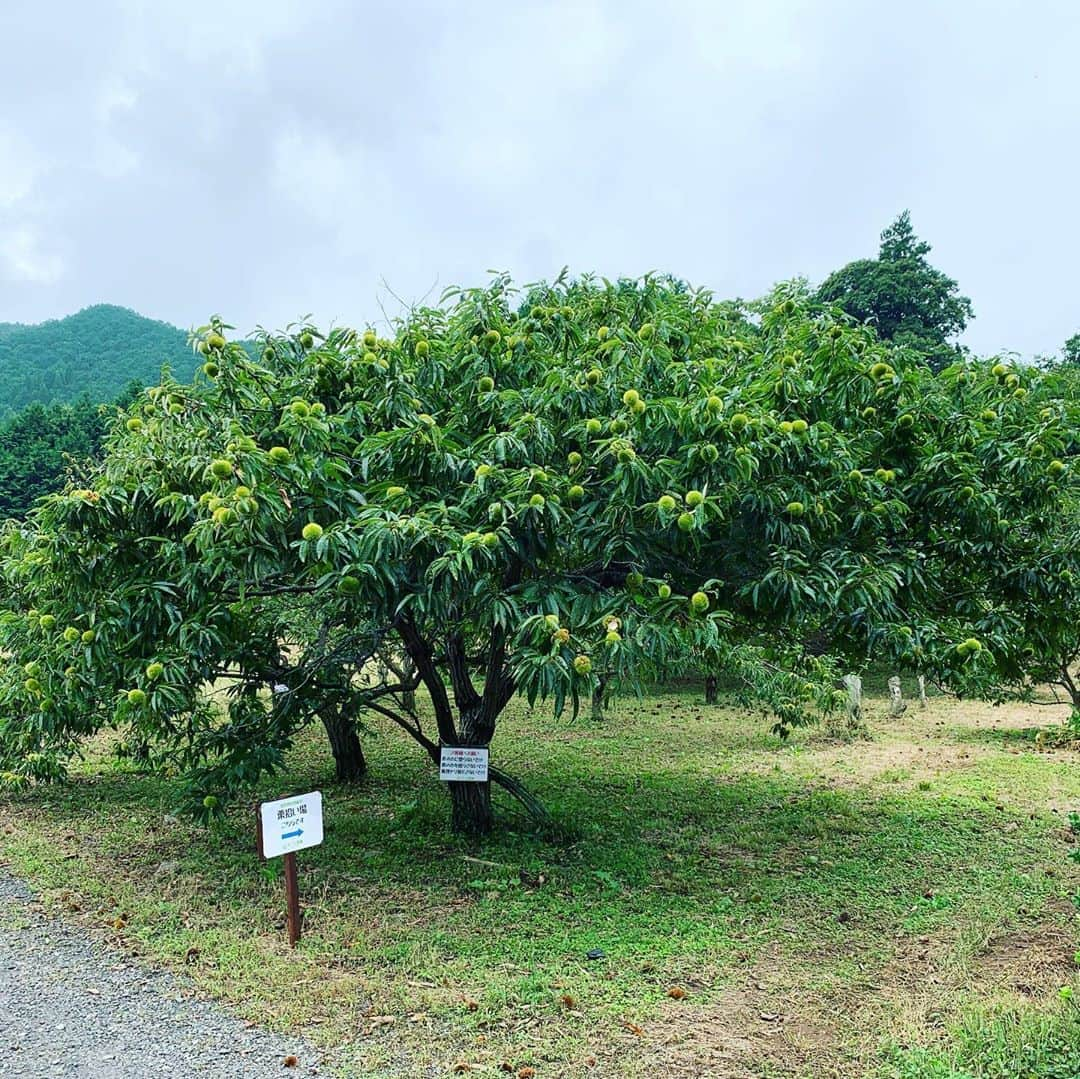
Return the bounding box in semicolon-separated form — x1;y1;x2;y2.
0;274;1074;834
816;212;974;371
0;305;195;420
1063;332;1080;367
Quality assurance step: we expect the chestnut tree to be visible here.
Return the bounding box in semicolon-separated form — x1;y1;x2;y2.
0;274;1074;834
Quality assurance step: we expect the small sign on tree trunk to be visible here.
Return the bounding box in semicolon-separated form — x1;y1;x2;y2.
439;746;489;782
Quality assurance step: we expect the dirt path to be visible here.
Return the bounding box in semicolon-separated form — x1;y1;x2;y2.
0;873;327;1078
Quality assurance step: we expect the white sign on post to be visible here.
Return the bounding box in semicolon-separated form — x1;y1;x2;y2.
439;746;489;782
259;791;324;859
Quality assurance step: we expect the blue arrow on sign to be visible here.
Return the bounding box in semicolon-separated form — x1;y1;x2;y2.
281;828;303;840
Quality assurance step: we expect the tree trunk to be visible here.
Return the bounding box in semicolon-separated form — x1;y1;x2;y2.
449;778;493;835
400;654;417;712
1059;664;1080;709
704;675;718;705
591;677;607;722
320;709;366;782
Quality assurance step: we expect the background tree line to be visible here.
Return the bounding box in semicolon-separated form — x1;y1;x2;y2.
0;386;141;519
0;304;197;518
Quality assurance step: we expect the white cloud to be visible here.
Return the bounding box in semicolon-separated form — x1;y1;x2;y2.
0;227;65;284
0;129;41;209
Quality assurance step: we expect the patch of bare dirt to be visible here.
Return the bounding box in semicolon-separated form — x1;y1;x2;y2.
943;696;1073;732
732;695;1077;794
736;721;992;789
622;896;1079;1079
627;982;849;1079
971;915;1078;998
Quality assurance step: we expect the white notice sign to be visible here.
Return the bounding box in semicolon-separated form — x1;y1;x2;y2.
439;746;490;782
259;791;324;859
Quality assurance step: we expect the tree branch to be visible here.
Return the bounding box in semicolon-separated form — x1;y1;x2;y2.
396;613;458;744
489;765;553;827
366;700;440;763
447;631;482;712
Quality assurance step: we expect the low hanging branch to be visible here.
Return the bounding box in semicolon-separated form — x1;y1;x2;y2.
365;696;553;826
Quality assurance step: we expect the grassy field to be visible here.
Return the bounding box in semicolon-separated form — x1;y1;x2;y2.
1;681;1078;1078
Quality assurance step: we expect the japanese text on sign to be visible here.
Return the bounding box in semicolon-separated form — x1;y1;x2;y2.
439;746;489;782
259;791;324;858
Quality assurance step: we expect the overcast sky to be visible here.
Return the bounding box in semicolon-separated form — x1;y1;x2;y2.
1;0;1077;358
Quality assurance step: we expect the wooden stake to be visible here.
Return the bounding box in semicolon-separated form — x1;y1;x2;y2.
257;799;304;948
283;850;301;948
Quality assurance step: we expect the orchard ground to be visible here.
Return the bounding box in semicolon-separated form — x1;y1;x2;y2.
1;681;1078;1079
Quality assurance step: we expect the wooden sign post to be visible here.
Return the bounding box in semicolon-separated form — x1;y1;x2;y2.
257;791;324;948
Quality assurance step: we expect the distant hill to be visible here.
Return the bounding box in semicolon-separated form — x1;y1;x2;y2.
0;304;197;419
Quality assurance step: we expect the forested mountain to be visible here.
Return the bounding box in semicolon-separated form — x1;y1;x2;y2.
0;304;196;419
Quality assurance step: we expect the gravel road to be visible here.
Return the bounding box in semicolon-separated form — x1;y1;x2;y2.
0;873;328;1077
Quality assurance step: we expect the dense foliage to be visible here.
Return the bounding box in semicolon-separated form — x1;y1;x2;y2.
1063;332;1080;367
0;305;194;419
0;274;1075;835
817;212;974;371
0;387;140;519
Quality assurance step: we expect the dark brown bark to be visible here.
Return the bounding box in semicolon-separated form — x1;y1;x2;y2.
319;708;366;782
449;778;493;835
489;765;552;827
704;675;718;704
447;633;482;712
396;613;524;835
1059;664;1080;709
397;616;458;745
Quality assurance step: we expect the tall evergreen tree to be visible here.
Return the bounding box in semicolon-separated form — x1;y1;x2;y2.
1062;332;1080;367
817;212;974;370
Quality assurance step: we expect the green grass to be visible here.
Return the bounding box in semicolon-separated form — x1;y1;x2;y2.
880;999;1080;1078
2;687;1078;1077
